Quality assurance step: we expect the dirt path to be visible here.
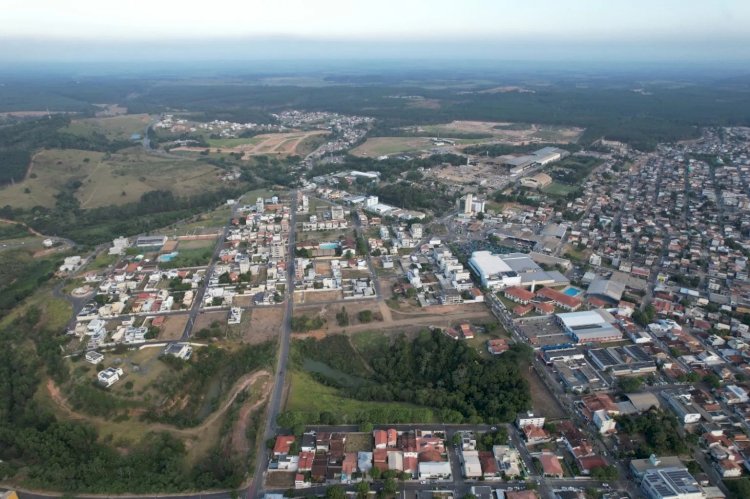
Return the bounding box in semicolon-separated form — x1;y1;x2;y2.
294;309;493;338
24;151;42;181
46;369;272;437
0;217;45;238
230;375;271;456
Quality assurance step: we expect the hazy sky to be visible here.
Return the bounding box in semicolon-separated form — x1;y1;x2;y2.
1;0;749;62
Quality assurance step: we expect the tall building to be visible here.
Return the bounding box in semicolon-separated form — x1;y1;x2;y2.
256;197;264;213
464;193;474;214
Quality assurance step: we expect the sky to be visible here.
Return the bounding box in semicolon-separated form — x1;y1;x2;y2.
1;0;749;63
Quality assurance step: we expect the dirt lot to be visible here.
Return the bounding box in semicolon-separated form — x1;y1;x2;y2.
241;306;284;344
193;310;228;332
345;432;374;452
350;137;435;158
523;366;566;420
265;471;295;489
419;121;584;144
174;130;328;158
159;315;189;341
294;289;343;304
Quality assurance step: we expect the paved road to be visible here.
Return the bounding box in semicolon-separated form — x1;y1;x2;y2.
248;190;298;499
180;198;243;341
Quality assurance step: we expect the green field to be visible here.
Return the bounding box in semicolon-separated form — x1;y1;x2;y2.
543;182;580;197
63;114;151;141
350;137;434;157
0;148;224;209
286;370;435;422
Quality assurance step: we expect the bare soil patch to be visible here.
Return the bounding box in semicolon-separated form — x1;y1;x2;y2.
159;315;189;341
241;306;284;344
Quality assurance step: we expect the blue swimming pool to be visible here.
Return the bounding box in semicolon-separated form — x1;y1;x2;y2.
562;287;582;297
158;251;179;262
319;242;340;250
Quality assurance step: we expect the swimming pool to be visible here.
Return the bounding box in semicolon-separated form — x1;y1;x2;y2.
157;251;179;262
562;286;582;297
319;242;340;250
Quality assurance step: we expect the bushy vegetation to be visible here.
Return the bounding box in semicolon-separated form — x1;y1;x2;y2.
143;342;276;427
289;331;532;424
615;409;687;458
0;249;59;315
0;308;259;492
291;314;326;332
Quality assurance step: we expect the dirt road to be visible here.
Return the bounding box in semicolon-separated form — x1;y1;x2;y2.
46;369;272;437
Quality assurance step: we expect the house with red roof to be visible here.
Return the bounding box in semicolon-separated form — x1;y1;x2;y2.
538;452;563;478
273;435;295;456
504;287;535;305
535;287;582;311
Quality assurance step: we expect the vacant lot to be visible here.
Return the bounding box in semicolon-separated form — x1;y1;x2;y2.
543;182;580;197
523;366;566;420
241;306;284;344
286;371;434;422
159;315;189;341
0;148;224;209
177;130;329;157
350;137;434;157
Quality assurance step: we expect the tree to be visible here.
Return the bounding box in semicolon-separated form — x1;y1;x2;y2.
617;376;643;392
383;477;397;495
359;421;374;433
325;485;346;499
336;307;350;326
358;310;374;323
356;480;370;499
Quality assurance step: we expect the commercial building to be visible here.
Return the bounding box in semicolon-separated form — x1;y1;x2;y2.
469;251;521;290
418;461;452;480
640;467;704;499
556;310;622;344
585;277;626;304
135;235;168;247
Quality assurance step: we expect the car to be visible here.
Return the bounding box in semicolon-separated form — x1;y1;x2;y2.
491;426;497;431
420;480;426;484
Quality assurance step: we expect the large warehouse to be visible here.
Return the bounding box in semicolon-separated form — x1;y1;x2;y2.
556;310;622;344
468;251;568;290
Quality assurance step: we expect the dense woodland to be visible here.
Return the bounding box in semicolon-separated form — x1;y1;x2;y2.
286;331;532;425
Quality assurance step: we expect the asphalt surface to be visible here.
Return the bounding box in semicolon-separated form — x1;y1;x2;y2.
247;190;298;499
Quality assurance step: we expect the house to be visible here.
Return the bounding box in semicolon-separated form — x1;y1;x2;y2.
487;338;510;355
538;452;563;478
163;342;192;360
301;432;317;452
85;350;104;365
273;435;295;457
522;425;551;445
578;455;608;475
462;450;482;478
97;367;123;387
479;451;500;478
294;473;310;489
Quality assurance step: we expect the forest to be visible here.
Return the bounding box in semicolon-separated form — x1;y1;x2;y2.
289;331;533;424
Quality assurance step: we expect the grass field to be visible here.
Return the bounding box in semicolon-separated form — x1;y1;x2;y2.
286;371;434;421
416;121;584;143
350;137;435;157
63;114;150;141
543;182;580;197
0;148;224;209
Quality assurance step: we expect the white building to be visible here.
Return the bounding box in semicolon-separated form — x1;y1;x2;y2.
468;251;522;290
410;223;423;239
85;351;104;365
98;367;124;387
109;236;130;256
418;461;452;480
228;307;243;325
462;450;482;478
163;343;193;360
516;411;545;428
593;409;617;434
640;467;704;499
59;255;82;272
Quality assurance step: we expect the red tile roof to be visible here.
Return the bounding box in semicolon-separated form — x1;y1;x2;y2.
273;435;295;455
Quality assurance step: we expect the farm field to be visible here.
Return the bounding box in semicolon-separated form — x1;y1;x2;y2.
0;148;224;209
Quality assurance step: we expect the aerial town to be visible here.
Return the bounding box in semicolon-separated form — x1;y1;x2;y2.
19;109;745;499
